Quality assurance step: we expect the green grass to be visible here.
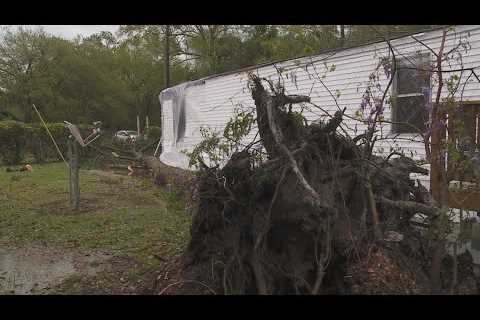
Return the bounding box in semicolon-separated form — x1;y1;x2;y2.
0;162;191;266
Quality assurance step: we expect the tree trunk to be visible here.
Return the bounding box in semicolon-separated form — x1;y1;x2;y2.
340;25;345;47
430;123;448;205
165;25;171;89
429;28;449;294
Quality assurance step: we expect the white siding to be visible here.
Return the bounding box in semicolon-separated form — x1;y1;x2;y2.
161;100;174;151
162;25;480;191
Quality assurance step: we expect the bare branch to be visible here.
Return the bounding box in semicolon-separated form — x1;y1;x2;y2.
265;96;332;211
410;35;438;58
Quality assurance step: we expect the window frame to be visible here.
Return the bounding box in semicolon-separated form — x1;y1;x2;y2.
391;53;431;134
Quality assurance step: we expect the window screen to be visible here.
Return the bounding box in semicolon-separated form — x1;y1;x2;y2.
394;95;428;133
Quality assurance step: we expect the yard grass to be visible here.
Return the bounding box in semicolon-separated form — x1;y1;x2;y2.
0;162;191;293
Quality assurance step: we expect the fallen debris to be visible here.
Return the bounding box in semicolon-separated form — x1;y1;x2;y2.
6;164;33;172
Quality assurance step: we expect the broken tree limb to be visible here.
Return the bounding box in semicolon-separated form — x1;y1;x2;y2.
367;182;383;240
265;90;333;212
250;73;335;213
378;196;439;218
322;110;344;134
276;94;311;105
109;164;147;170
250;75;281;158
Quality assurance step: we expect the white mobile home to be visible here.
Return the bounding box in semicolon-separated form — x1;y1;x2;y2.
158;25;480;195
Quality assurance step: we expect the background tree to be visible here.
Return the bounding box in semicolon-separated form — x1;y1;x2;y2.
0;25;442;132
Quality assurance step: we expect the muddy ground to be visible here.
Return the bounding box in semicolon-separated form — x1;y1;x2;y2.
0;246;110;294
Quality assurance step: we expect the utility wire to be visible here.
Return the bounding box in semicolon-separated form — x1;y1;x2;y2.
32;104;69;168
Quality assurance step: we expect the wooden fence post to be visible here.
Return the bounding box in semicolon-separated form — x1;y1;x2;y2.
68;138;80;211
137;115;141;136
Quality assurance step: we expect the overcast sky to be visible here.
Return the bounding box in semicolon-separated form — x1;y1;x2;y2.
6;25;120;40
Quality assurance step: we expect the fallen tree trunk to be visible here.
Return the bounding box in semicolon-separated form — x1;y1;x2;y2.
137;155;195;194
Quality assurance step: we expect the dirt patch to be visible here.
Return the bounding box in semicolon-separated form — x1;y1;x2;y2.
84;170;129;184
36;198;106;215
0;246;110;294
84;169;161;207
34;170;159;215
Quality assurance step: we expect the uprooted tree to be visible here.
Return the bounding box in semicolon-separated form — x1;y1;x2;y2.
165;27;479;295
175;73;433;294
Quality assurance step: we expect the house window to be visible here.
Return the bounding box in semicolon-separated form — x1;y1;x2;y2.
392;54;431;134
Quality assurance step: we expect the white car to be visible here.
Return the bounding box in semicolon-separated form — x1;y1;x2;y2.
113;130;139;144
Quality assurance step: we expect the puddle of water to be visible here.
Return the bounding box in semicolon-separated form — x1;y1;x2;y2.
0;247;108;295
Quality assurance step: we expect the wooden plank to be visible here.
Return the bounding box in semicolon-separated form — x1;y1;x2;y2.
446;104;480;182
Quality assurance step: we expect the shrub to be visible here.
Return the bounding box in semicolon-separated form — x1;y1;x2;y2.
0;120;28;165
0;120;109;165
26;122;69;163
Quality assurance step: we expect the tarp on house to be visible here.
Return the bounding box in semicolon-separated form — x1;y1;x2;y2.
158;79;205;170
